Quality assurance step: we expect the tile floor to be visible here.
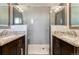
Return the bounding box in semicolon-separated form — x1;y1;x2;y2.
28;44;49;55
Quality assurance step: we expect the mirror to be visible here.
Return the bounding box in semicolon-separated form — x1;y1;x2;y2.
54;5;67;25
55;8;65;25
0;3;10;28
69;3;79;29
13;6;23;25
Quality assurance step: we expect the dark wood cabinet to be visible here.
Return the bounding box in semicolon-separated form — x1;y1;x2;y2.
0;35;25;55
53;36;62;55
61;40;74;55
53;36;75;55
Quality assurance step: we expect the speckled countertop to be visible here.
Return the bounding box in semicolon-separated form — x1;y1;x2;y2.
51;25;79;47
0;33;25;46
53;33;79;47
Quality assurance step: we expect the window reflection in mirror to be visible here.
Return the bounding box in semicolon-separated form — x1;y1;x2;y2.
14;17;22;24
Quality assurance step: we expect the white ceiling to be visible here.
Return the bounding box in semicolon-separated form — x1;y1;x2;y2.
14;3;66;13
19;3;60;7
16;3;60;11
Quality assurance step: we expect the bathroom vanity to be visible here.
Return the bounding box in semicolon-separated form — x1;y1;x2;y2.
0;3;27;55
51;26;79;55
50;3;79;55
0;34;25;55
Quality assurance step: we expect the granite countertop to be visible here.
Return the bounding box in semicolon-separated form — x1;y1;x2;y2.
0;33;25;46
53;33;79;47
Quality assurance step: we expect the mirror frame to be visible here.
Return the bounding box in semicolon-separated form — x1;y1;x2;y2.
69;3;79;29
0;3;10;28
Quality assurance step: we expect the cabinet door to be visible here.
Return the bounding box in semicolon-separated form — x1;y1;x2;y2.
53;36;62;55
61;40;74;55
2;40;18;55
2;36;25;55
17;36;25;55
